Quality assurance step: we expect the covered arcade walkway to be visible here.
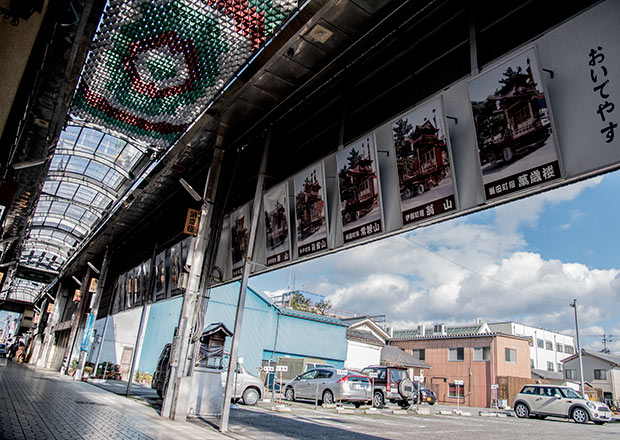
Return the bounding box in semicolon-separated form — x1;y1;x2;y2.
0;361;226;440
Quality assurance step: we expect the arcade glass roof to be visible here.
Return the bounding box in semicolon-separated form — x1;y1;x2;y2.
1;0;299;304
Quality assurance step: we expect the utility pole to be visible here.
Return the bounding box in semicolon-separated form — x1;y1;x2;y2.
601;330;613;354
570;299;586;398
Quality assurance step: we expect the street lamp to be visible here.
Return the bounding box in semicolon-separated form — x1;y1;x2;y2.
570;299;586;398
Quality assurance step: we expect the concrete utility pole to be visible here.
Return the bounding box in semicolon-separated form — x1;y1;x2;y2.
570;299;586;398
162;146;225;420
220;126;272;432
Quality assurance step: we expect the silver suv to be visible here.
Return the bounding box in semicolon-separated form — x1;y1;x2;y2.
513;384;611;424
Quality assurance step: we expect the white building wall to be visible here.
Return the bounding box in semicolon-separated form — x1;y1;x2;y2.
345;340;381;371
88;307;142;368
489;322;575;371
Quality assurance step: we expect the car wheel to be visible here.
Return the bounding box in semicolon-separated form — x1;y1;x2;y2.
353;402;361;408
417;184;425;195
373;391;384;408
242;387;260;406
572;407;589;424
428;401;435;406
285;387;295;402
398;378;414;399
322;389;334;405
514;403;530;418
503;146;513;162
398;401;410;409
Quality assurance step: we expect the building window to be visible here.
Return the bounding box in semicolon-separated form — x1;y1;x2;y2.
449;347;465;362
537;339;544;349
473;346;490;361
547;361;554;372
556;343;563;352
449;383;465;398
557;363;563;372
545;340;553;351
594;369;607;380
505;348;517;364
565;369;576;380
412;349;425;361
564;345;574;354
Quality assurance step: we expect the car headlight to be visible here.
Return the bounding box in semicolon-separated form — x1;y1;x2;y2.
586;401;596;409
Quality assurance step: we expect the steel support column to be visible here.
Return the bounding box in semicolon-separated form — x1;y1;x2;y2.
162;145;226;419
220;125;272;432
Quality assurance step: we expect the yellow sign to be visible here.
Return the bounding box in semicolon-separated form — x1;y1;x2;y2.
73;288;82;302
184;208;200;235
47;303;54;313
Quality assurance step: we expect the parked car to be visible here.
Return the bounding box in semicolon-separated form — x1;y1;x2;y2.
221;363;263;406
513;384;612;424
151;343;171;398
412;382;436;405
284;367;371;407
0;343;7;358
360;365;414;408
151;344;262;405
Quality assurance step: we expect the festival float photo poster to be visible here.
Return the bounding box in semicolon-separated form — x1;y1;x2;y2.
263;182;291;266
392;97;457;225
468;46;561;200
230;203;251;277
337;135;383;244
294;161;328;257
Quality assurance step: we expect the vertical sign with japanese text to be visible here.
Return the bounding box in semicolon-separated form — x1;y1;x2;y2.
184;208;200;235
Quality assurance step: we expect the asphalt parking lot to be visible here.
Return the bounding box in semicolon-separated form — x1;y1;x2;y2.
192;400;620;440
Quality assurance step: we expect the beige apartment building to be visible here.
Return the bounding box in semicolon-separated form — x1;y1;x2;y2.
390;324;531;408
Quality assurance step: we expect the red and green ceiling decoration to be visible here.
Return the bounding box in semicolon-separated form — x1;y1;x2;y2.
72;0;297;147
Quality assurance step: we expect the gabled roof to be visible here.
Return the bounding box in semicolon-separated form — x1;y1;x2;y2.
562;350;620;367
531;368;564;381
346;329;384;347
348;318;390;341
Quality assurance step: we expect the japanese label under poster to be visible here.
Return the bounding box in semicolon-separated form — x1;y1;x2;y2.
392;97;457;225
263;183;291;266
468;46;561;200
337;135;383;244
230;203;251;277
294;161;329;257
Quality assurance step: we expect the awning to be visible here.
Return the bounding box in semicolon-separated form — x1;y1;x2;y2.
381;345;431;369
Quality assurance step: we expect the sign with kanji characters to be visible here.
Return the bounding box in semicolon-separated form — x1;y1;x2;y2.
276;365;288;372
294;161;329;258
184;208;200;235
337;134;384;244
391;96;458;225
468;46;562;201
47;303;54;314
88;278;98;293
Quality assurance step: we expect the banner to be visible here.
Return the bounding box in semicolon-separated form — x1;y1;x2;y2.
168;241;183;296
337;135;383;244
392;96;457;225
294;161;329;257
80;313;96;351
230;203;251;277
468;46;562;200
153;250;167;300
263;183;291;266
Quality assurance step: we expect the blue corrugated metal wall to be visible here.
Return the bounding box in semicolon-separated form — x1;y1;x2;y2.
135;282;348;375
137;297;183;373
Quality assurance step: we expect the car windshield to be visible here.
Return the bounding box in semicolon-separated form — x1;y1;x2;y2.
389;369;408;382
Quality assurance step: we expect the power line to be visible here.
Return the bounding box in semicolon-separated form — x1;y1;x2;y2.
402;235;565;303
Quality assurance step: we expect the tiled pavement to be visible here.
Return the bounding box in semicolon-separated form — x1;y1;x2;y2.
0;359;230;440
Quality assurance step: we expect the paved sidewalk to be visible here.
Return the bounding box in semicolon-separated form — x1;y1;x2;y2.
0;359;230;440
